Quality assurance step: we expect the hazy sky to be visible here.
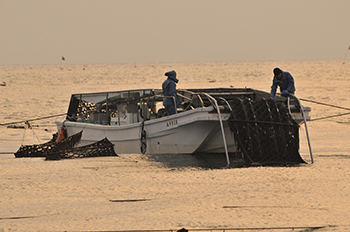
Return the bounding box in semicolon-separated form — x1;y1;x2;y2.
1;0;350;65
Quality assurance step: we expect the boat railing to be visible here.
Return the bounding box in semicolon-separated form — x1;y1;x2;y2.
195;94;204;107
176;92;192;101
287;94;314;164
218;97;233;111
177;89;253;111
177;90;205;108
176;92;195;110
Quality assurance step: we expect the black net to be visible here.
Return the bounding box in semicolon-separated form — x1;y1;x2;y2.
228;98;305;165
14;131;82;158
45;138;117;160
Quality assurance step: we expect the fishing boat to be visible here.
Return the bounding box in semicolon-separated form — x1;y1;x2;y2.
55;87;312;166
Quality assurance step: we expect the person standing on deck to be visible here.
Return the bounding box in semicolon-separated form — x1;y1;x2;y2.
270;67;295;99
162;70;179;116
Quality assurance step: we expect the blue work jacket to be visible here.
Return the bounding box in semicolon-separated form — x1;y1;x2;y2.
162;75;179;106
270;71;295;99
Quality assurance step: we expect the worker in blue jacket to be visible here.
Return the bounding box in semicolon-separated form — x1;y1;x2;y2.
270;67;295;99
162;70;179;115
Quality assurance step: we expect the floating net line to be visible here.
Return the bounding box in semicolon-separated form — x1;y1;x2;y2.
14;131;83;158
228;98;305;165
45;138;118;160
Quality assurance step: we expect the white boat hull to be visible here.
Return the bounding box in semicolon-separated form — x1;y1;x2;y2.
56;106;238;155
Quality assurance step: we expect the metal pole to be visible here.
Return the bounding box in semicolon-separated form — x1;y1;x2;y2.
203;93;230;167
172;96;177;114
300;103;314;163
289;94;314;163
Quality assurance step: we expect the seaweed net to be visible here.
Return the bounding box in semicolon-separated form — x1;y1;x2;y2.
14;131;83;158
45;138;118;160
228;98;305;165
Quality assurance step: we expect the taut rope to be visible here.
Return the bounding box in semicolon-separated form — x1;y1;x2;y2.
299;98;350;122
0;113;66;126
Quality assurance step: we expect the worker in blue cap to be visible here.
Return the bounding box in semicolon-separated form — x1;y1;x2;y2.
270;67;295;99
162;70;179;116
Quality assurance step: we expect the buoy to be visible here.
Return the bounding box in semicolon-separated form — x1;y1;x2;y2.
57;127;67;142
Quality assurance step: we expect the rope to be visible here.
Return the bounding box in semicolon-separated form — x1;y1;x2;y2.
310;111;350;122
299;98;350;111
0;113;66;126
299;97;350;122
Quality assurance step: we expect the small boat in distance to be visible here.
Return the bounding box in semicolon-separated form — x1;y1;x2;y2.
55;87;312;166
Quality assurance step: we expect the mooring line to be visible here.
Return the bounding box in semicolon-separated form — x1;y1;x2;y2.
310;111;350;122
299;98;350;111
299;98;350;122
0;113;66;126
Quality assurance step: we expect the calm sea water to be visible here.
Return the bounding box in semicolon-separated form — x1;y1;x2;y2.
1;60;350;231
